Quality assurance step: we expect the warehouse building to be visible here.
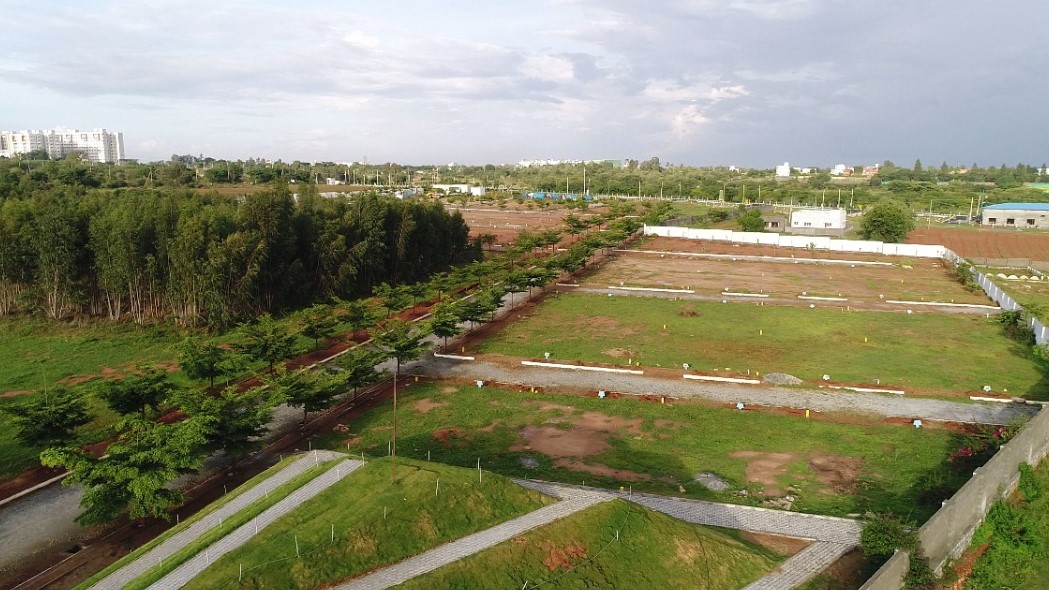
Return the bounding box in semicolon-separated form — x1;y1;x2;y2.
981;203;1049;229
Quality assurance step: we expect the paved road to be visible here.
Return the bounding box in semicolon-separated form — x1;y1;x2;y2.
414;356;1038;425
89;451;350;590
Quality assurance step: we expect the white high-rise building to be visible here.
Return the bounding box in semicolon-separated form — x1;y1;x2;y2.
0;128;125;163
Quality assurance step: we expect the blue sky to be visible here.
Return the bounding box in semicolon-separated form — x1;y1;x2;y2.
1;0;1046;167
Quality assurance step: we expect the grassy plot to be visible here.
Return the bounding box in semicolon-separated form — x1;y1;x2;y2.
183;458;554;590
398;499;784;590
477;293;1049;398
324;382;972;521
982;272;1049;324
961;462;1049;589
72;453;309;590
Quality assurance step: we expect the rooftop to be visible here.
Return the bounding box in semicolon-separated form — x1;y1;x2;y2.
983;202;1049;211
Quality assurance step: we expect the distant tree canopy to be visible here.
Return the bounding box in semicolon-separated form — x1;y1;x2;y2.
0;187;476;326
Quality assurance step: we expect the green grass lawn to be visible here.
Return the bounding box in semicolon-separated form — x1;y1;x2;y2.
398;499;784;590
477;293;1049;398
981;272;1049;324
322;382;974;522
183;458;555;590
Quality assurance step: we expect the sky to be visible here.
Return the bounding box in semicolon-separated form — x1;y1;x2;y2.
1;0;1046;167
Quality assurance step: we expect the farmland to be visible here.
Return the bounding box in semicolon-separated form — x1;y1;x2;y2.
909;226;1049;262
475;293;1048;398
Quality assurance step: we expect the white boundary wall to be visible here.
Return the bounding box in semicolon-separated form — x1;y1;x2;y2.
643;225;1047;345
643;225;947;258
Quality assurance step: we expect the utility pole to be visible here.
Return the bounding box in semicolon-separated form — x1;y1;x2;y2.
968;195;976;222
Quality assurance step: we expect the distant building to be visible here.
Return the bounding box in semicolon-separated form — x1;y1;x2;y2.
862;165;880;178
981;203;1049;229
432;183;486;196
763;214;788;231
775;162;791;177
0;127;125;163
830;164;851;176
790;208;848;236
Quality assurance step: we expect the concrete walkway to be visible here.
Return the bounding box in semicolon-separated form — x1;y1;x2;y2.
415;356;1038;425
89;451;351;590
333;487;609;590
518;481;862;590
144;457;361;590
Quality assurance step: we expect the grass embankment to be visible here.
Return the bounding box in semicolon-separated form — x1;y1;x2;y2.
183;457;554;590
86;457;343;590
72;454;303;589
477;293;1049;398
962;462;1049;589
983;271;1049;324
398;499;784;590
324;382;972;521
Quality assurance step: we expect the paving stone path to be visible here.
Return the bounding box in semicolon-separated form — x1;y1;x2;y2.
332;487;609;590
416;356;1037;425
144;457;361;590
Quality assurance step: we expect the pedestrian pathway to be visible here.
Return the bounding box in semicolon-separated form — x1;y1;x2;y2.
417;356;1037;425
88;450;350;590
145;457;361;590
333;487;609;590
517;480;861;590
743;541;855;590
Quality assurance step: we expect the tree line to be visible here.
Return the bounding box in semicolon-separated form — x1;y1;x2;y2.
0;186;477;326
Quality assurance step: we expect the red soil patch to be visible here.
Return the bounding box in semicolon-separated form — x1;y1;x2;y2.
0;389;32;398
946;543;990;590
411;399;449;413
910;226;1049;262
729;451;798;496
512;426;610;458
542;540;588;571
431;427;468;447
741;531;811;557
808;453;864;493
641;236;893;262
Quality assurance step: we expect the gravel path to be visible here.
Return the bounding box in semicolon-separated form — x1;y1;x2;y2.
0;481;92;575
90;451;349;590
413;356;1038;425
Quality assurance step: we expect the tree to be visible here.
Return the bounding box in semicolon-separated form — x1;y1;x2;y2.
3;387;92;447
40;416;210;525
859;200;916;243
235;313;298;373
477;233;497;251
502;271;529;308
374;319;431;478
177;386;280;464
913;158;923;174
300;304;340;348
178;337;238;388
374;282;411;318
330;346;384;398
457;297;496;330
96;367;176;418
429;302;462;349
564;213;588;235
265;364;349;423
736;208;765;232
340;298;374;337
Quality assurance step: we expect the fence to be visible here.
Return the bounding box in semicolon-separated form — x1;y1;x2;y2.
860;406;1049;589
968;257;1049;272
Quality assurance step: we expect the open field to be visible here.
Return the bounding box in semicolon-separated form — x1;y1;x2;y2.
981;271;1049;323
586;250;990;307
476;293;1049;397
909;226;1049;262
323;382;976;521
397;499;786;590
449;205;601;244
183;458;553;590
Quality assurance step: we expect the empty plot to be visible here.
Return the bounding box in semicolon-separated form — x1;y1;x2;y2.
909;226;1049;261
587;251;990;308
477;293;1047;398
